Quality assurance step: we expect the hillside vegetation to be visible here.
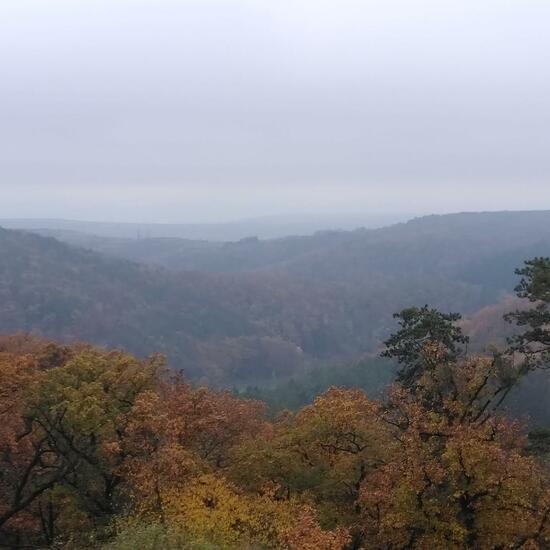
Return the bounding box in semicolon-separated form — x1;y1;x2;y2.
3;211;550;386
3;260;550;548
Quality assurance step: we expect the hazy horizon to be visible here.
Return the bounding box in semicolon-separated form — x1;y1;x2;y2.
1;207;550;227
1;0;549;222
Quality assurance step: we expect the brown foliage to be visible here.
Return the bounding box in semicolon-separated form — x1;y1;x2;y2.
1;336;550;549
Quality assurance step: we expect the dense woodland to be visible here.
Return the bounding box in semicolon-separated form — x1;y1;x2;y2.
3;211;550;391
2;0;546;545
3;256;550;548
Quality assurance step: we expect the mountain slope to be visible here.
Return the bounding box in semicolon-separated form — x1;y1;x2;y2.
29;211;550;293
3;211;550;387
0;227;403;384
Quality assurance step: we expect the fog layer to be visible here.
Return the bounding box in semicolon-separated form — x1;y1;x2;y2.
1;0;549;221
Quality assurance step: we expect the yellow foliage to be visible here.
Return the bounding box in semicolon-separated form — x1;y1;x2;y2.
160;474;349;549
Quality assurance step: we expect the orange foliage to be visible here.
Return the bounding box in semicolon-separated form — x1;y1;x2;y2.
2;337;550;550
120;379;266;516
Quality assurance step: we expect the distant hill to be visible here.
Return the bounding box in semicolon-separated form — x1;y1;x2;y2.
0;212;406;241
22;211;550;281
23;210;550;303
2;210;550;386
0;227;404;385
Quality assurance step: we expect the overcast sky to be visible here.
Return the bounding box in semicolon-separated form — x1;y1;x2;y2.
1;0;549;222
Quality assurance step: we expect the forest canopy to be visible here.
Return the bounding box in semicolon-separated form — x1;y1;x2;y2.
2;256;550;549
3;211;550;388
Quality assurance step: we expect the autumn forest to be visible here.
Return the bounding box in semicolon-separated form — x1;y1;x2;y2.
3;0;550;546
3;247;550;549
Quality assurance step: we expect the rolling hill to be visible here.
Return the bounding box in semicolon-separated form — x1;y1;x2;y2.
0;227;398;385
3;210;550;387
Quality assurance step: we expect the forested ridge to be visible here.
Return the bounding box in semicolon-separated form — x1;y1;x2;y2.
3;256;550;548
4;211;550;389
0;227;373;385
31;211;550;287
3;0;546;545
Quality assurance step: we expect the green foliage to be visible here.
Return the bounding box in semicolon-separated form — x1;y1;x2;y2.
505;257;550;366
102;522;218;550
381;305;468;387
238;357;396;413
526;427;550;458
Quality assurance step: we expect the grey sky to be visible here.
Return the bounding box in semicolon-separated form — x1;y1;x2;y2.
1;0;549;222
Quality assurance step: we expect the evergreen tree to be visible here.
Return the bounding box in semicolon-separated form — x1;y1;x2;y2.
382;305;469;387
